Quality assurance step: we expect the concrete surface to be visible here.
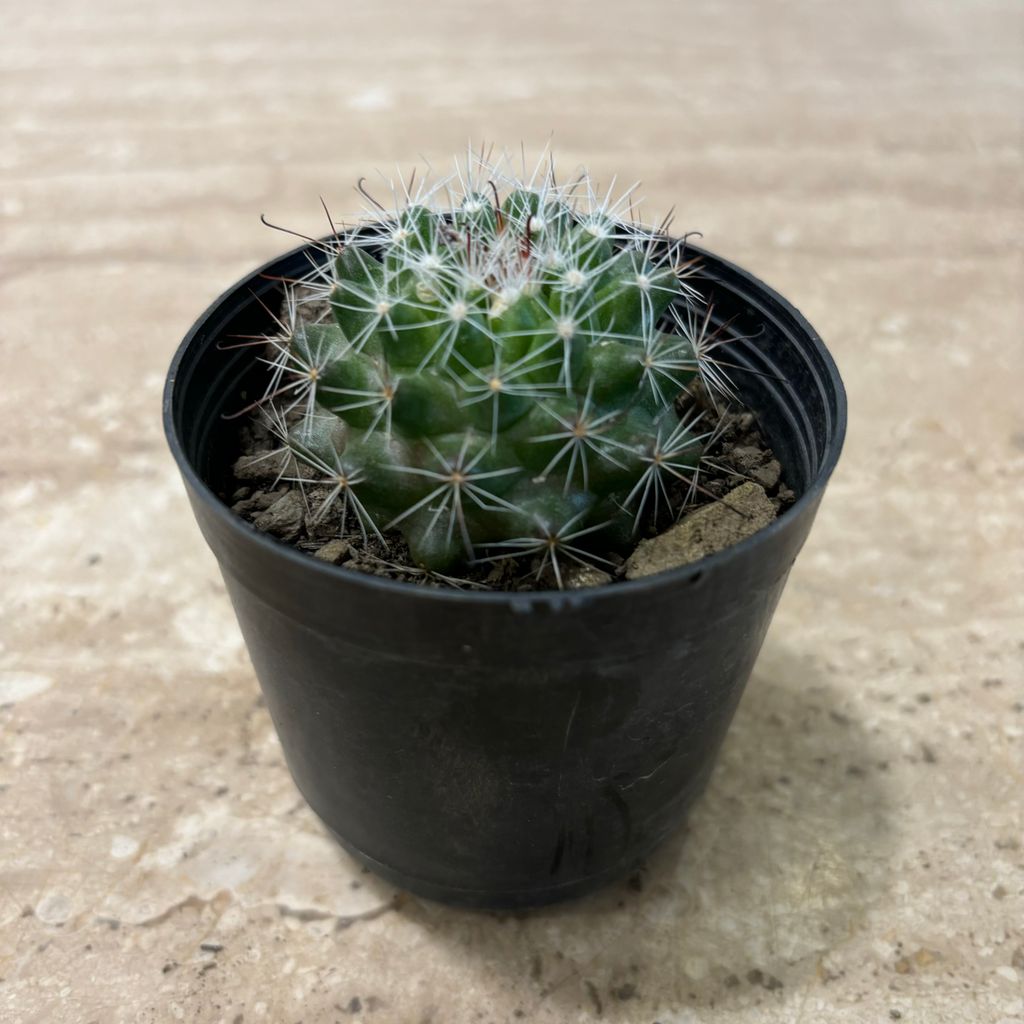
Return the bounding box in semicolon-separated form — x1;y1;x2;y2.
1;0;1022;1021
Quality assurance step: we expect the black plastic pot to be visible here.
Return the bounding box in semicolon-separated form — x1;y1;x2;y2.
163;238;846;909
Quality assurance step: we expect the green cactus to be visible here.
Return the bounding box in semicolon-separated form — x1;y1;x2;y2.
261;154;730;586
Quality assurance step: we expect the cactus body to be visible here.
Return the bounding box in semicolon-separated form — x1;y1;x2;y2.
267;155;721;582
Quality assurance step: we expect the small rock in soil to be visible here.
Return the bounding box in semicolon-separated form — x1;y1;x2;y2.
233;453;281;482
231;488;288;518
772;484;797;512
252;491;305;541
292;284;332;326
726;444;767;474
624;482;776;579
562;564;613;589
750;458;782;491
313;539;351;564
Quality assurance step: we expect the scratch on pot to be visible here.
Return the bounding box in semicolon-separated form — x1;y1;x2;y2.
562;692;581;754
617;749;677;791
556;691;582;799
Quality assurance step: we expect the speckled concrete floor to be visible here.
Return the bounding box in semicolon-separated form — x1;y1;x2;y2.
2;1;1022;1021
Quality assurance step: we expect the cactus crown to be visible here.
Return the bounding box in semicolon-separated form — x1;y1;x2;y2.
253;151;735;586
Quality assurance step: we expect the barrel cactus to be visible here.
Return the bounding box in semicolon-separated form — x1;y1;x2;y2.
259;154;730;585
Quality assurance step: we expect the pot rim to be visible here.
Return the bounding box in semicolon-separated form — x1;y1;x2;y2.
163;238;847;608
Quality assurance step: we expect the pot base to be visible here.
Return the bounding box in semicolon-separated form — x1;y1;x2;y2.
324;822;665;910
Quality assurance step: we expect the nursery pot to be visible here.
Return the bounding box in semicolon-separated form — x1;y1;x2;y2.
163;237;846;909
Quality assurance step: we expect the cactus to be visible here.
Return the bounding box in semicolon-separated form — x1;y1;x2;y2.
257;152;734;586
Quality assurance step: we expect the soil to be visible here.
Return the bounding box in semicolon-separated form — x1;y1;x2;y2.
223;385;795;591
